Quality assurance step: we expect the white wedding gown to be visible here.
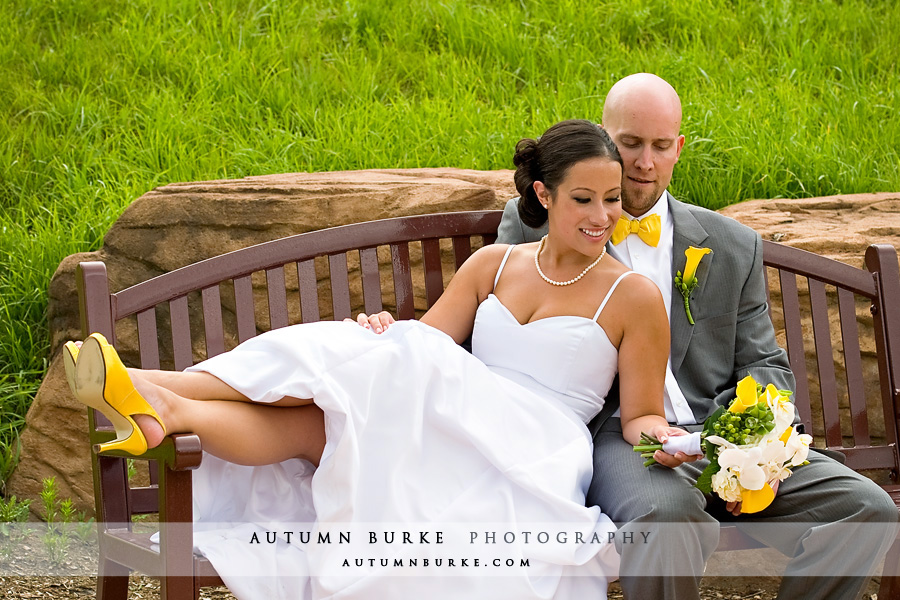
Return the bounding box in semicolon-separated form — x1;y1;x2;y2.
184;247;631;599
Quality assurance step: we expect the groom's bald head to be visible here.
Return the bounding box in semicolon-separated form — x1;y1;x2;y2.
601;74;685;216
602;74;683;131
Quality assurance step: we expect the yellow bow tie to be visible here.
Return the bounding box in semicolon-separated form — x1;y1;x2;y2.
610;214;661;247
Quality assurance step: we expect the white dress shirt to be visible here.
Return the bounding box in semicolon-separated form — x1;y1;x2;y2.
607;192;695;425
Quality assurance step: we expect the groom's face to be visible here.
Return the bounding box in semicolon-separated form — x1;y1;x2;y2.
603;96;684;217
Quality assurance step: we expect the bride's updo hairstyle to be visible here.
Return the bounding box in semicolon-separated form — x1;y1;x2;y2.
513;119;621;228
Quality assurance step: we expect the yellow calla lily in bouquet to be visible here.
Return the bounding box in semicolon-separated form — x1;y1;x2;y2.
633;375;812;513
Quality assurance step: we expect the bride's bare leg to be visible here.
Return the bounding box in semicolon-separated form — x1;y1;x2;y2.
129;369;310;406
131;378;326;466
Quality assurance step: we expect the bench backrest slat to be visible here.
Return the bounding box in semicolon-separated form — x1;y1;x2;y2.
328;253;352;321
297;259;320;323
328;253;353;321
391;242;415;320
808;278;842;448
265;266;289;330
170;296;193;372
422;239;445;308
837;287;871;446
201;285;226;358
452;236;473;270
777;269;812;430
233;275;256;343
137;308;161;370
360;247;384;315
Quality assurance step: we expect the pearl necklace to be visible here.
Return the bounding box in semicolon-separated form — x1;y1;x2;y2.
534;235;606;286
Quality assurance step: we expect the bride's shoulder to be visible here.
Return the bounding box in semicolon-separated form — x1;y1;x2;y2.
612;271;665;309
467;243;526;270
451;244;515;290
474;243;514;259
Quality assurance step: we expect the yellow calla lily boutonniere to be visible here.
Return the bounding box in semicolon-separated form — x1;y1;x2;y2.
674;246;712;325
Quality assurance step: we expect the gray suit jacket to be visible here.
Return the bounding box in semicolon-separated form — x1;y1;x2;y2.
495;195;795;427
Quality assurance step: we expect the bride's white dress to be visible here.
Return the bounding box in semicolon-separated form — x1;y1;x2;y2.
184;247;632;599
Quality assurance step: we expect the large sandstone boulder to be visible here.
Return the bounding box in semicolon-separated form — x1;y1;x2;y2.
7;177;899;516
718;193;900;267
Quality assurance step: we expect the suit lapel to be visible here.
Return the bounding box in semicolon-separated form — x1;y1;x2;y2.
668;195;712;373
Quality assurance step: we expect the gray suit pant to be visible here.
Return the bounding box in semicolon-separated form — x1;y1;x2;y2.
589;418;899;600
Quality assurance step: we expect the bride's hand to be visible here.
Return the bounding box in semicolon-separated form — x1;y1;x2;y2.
343;311;395;334
649;425;702;469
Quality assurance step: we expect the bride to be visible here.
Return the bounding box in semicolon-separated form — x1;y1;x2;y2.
64;119;682;599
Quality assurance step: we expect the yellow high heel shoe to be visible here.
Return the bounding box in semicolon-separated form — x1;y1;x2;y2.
75;333;167;455
62;341;80;398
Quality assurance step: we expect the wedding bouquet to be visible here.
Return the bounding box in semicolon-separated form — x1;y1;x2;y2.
633;375;812;513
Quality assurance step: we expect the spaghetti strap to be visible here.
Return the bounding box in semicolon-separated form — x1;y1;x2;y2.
592;271;635;321
493;245;516;290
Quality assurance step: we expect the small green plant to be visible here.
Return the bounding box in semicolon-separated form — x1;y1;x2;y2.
73;515;96;543
0;494;31;536
0;446;17;496
59;498;77;524
0;494;31;561
41;529;69;566
40;476;59;525
37;477;96;566
39;477;69;565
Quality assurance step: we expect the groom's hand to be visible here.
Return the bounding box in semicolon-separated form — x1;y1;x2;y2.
726;480;780;516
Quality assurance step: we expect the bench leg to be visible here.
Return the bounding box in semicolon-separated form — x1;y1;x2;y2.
879;536;900;600
96;558;130;600
160;576;198;600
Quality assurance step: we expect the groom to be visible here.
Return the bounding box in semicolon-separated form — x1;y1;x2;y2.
496;73;898;599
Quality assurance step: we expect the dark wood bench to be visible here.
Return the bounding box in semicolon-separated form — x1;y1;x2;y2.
73;210;900;599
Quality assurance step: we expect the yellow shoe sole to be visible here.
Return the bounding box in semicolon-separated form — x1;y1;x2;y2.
75;333;166;456
62;341;80;398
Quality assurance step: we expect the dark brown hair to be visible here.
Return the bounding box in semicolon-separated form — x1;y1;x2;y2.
513;119;622;228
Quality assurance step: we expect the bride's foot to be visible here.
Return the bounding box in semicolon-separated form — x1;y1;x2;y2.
73;333;168;455
129;373;169;449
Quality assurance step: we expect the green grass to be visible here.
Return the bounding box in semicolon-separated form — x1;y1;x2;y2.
2;0;899;483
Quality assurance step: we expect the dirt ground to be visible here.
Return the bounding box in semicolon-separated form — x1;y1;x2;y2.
0;576;767;599
0;576;884;599
0;536;883;600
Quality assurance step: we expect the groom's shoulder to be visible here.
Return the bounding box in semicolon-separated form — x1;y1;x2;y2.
673;197;759;246
501;197;519;217
497;196;546;244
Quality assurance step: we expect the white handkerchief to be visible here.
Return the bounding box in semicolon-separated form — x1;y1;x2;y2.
662;432;703;456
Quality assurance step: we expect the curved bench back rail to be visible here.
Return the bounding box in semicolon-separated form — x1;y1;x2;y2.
79;210;501;369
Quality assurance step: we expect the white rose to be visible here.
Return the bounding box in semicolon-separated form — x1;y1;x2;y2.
712;469;743;503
